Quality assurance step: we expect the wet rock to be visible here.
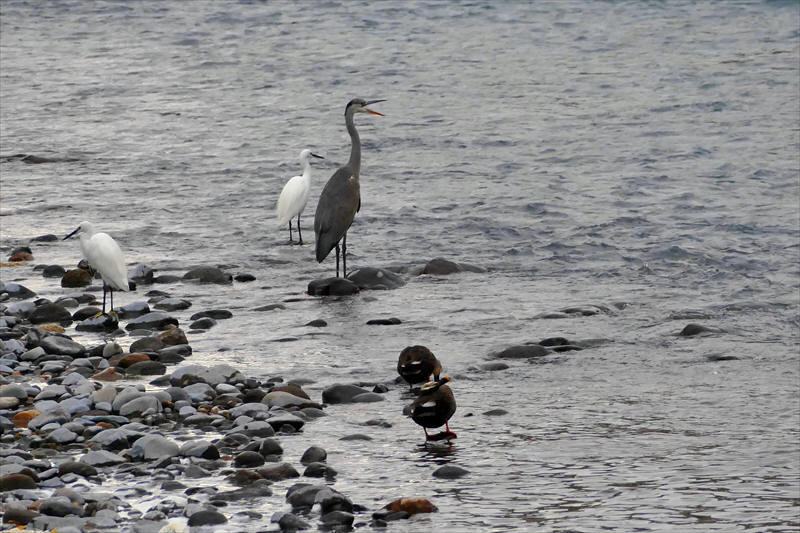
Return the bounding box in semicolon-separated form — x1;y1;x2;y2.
155;344;191;363
432;465;470;478
274;512;311;531
254;303;286;312
680;323;718;336
28;408;70;430
235;273;256;282
234;451;266;468
480;362;509;371
307;277;359;296
119;395;162;417
347;267;405;290
183;382;216;402
129;336;164;353
0;472;38;491
263;391;318;409
91;367;123;381
489;344;550;359
0;397;20;409
300;446;327;465
483;408;509;416
81;450;126;467
187;509;227;526
154;298;192;311
0;383;28;399
183;266;232;284
421;257;462;275
125;312;179;331
42;265;66;278
305;319;327;327
257;462;299;481
267;413;305;431
61;269;92;288
215;481;272;501
118;352;151;368
1;505;38;525
322;383;384;404
706;353;739;362
29;303;72;325
304;462;336;478
47;427;78;444
128;264;155;284
366;317;402;325
321;510;354;527
286;483;326;509
383;496;438;515
258;438;284;457
1;282;36;299
130;434;179;460
190;309;233;320
124;360;167;376
189;317;216;329
12;410;40;428
115;301;151;319
58;461;98;478
180;440;220;460
315;487;352;514
158;327;188;346
39;496;83;517
340;433;372;441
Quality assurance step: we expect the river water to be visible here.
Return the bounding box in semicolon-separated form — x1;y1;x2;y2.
1;1;799;531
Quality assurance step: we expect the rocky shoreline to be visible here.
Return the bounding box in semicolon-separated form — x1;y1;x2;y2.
0;248;493;532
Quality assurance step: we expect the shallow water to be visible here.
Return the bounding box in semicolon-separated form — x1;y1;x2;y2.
1;0;799;531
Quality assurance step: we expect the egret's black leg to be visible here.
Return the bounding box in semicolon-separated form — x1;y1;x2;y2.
342;233;347;277
288;221;294;243
297;215;302;244
102;285;107;314
335;244;340;278
109;287;114;314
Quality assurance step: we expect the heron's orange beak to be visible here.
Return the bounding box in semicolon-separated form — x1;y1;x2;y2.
364;99;385;116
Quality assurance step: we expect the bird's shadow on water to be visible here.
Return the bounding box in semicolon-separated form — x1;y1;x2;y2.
414;440;458;460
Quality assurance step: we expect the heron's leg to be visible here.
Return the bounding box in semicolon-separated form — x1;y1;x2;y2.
288;221;294;243
342;233;347;277
297;215;303;244
335;244;340;277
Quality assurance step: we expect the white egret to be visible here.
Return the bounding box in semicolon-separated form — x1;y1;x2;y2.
276;149;324;244
314;98;384;277
64;221;129;314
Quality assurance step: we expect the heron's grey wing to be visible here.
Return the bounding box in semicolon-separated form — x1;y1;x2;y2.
314;166;359;262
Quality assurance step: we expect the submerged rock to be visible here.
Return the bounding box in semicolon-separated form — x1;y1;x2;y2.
183;266;232;284
307;277;359;296
489;345;550;359
346;267;405;290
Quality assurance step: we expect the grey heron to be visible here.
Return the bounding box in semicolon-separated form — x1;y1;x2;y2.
314;98;384;277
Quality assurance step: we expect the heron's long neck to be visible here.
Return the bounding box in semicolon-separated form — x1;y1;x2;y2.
345;110;361;176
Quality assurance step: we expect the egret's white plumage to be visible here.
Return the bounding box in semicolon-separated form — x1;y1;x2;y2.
64;221;128;313
276;148;323;244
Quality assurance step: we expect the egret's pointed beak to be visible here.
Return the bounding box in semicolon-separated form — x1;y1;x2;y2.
310;153;324;159
364;99;386;116
64;227;79;240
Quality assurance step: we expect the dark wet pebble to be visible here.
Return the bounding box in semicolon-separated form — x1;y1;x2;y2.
366;317;402;325
187;509;228;526
129;336;165;353
421;257;462;275
258;437;284;457
234;273;256;282
304;462;337;478
42;265;66;278
125;312;179;331
706;353;739;361
253;303;287;312
257;462;300;481
274;511;312;531
300;446;327;465
340;434;372;441
71;307;101;321
189;317;216;330
489;344;550;359
539;336;570;346
61;269;92;288
305;319;327;327
58;461;97;478
39;496;83;517
483;409;508;416
75;313;118;332
680;323;719;336
40;336;86;356
234;450;266;467
315;487;353;514
190;309;233;320
346;267;405;290
124;360;167;376
307;277;359;296
0;472;38;490
2;505;39;525
321;510;354;527
322;383;384;404
29;303;72;325
183;266;232;284
154;298;192;311
480;362;509;371
31;233;59;242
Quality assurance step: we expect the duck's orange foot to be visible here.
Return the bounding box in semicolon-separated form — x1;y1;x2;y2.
426;430;457;441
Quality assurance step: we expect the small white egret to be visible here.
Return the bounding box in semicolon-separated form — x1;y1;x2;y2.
314;98;384;277
276;149;324;244
64;221;129;314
